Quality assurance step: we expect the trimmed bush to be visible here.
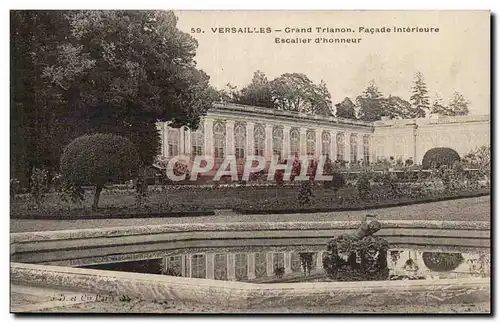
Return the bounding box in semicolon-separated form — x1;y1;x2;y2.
422;147;460;169
60;133;140;209
356;172;372;200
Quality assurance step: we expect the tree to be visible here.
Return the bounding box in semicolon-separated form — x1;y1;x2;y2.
431;96;451;115
421;147;461;169
237;70;273;108
448;91;470;116
356;81;385;121
409;71;430;118
11;10;213;184
60;133;140;209
382;95;412;119
335;97;357;119
270;73;333;116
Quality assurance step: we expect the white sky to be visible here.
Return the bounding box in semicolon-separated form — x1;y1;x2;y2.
175;10;490;115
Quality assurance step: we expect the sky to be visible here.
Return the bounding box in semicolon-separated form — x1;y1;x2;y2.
175;10;490;115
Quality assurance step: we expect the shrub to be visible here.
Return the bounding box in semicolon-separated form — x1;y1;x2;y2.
422;147;460;169
356;172;372;200
60;133;140;209
422;252;464;272
326;172;346;191
135;167;149;208
298;180;313;205
30;168;48;206
10;178;21;198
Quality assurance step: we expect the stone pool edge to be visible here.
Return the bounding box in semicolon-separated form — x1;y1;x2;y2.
10;220;491;243
11;262;490;311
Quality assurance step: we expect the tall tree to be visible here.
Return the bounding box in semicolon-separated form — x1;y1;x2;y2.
11;10;214;184
269;73;333;116
356;81;385;121
237;70;273;108
335;97;357;119
409;71;430;118
447;91;470;116
382;95;413;119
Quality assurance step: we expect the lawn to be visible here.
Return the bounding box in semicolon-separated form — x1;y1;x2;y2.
10;182;490;219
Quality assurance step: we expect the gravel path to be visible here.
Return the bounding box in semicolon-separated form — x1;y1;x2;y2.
10;196;490;233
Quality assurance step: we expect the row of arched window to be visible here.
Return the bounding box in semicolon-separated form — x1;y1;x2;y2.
166;122;371;162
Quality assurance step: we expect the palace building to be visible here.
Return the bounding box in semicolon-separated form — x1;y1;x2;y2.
156;102;490;166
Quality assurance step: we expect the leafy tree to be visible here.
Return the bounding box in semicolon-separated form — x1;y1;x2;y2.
382;95;412;119
431;96;451;115
356;81;385;121
448;91;470;116
409;71;430;118
60;133;140;209
237;70;273;108
11;10;213;184
421;147;460;169
335;97;357;119
270;73;333;116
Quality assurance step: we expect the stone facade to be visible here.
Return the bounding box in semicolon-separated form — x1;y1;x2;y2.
157;103;490;166
373;114;490;164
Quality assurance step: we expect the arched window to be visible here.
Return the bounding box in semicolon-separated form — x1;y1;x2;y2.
235;253;248;281
336;133;345;161
322;132;331;157
290;129;300;157
272;127;283;159
191;254;206;279
191;126;204;157
254;125;265;156
234;123;246;159
306;131;315;156
168;129;179;157
213;122;225;159
350;133;358;163
363;135;370;163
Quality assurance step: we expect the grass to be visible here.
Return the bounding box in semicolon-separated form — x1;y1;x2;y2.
10;183;490;219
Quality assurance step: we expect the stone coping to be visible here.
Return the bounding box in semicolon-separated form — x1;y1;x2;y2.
11;262;490;309
10;220;490;244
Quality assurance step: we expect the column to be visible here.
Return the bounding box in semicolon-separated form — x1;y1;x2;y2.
358;134;364;165
162;257;168;274
227;253;236;281
316;251;324;269
284;252;292;274
225;120;235;157
180;255;186;277
184;128;192;156
206;253;215;279
315;129;322;158
344;132;351;166
264;124;273;161
247;253;256;279
185;254;192;277
329;130;337;160
283;125;291;158
203;119;214;157
179;126;185;155
246;122;255;157
266;252;274;276
163;123;169;158
299;127;307;157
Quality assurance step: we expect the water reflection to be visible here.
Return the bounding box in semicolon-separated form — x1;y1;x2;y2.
83;247;490;283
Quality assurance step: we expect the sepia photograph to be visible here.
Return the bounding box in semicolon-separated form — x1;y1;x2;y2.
9;9;491;314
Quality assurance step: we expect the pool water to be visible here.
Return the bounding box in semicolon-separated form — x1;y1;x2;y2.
82;245;490;284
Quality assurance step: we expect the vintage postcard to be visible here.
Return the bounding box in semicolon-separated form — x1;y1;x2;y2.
10;10;490;314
